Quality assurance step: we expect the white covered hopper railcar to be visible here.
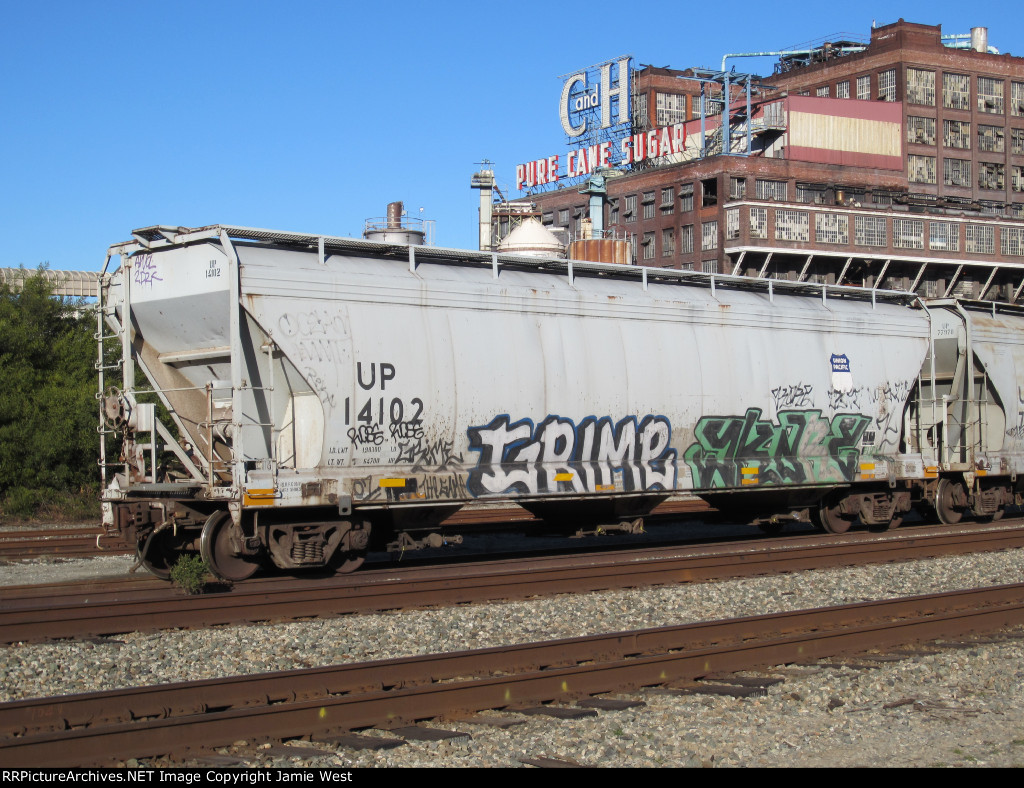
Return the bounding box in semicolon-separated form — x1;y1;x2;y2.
97;224;1024;579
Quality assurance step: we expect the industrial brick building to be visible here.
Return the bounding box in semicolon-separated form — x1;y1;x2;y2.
488;20;1024;303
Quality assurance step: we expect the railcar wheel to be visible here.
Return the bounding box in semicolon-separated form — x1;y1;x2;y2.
136;529;177;580
816;497;854;535
329;551;366;574
200;511;262;582
328;520;372;574
935;478;966;525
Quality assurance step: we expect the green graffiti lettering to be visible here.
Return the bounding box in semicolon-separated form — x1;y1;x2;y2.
684;408;871;490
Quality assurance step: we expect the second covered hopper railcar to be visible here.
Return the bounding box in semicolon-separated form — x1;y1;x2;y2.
97;224;1024;579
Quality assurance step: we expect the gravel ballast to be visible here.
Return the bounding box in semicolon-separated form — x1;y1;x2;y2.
2;548;1023;767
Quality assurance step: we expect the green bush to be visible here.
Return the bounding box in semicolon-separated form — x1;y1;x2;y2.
0;268;99;522
169;555;211;595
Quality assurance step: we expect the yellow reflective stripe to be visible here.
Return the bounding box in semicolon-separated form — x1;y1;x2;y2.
379;478;407;488
554;472;574;481
243;488;276;506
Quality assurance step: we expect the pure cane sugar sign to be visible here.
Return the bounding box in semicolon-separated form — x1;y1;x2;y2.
515;57;632;191
516;122;695;190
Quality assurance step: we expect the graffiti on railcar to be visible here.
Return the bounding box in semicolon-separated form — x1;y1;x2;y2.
413;472;466;500
466;414;677;497
824;379;914;451
132;254;162;288
684;408;871;489
771;383;814;410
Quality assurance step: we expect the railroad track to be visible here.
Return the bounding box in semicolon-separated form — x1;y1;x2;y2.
3;520;1024;643
0;527;131;560
2;583;1022;766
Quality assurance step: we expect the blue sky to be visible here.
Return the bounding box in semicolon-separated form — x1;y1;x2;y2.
2;1;1020;271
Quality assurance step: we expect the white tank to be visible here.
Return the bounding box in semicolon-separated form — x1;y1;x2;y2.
497;218;565;257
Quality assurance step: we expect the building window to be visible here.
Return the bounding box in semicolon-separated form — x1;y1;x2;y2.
943;73;970;110
755;179;788;201
642;231;656;260
978;77;1004;114
929;222;959;251
725;208;740;240
893;218;925;249
836;80;850;99
796;183;827;204
878;69;897;101
1012;166;1024;193
1012;129;1024;155
661;187;675;209
558;209;569;225
702;178;718;207
816;86;830;97
701;260;719;274
978;125;1005;152
908;155;937;184
542;212;553;225
966;224;995;254
944;120;971;149
906;68;935;106
633;92;649;128
701;221;718;251
624;195;637;223
642;191;656;220
1012;82;1024;117
655;92;687;125
979;162;1005;190
856;75;871;101
678;184;694;213
609;200;619;225
1011;204;1024;218
662;228;675;256
815;214;849;245
680;224;694;254
775;209;809;242
854;216;887;247
749;207;767;239
1001;227;1024;256
907;116;936;146
944;158;972;187
729;177;746;199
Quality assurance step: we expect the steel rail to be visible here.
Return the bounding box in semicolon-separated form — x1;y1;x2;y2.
0;529;130;559
1;584;1023;766
3;522;1024;643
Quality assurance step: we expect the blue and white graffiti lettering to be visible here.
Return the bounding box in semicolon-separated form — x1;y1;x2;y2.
467;414;677;497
